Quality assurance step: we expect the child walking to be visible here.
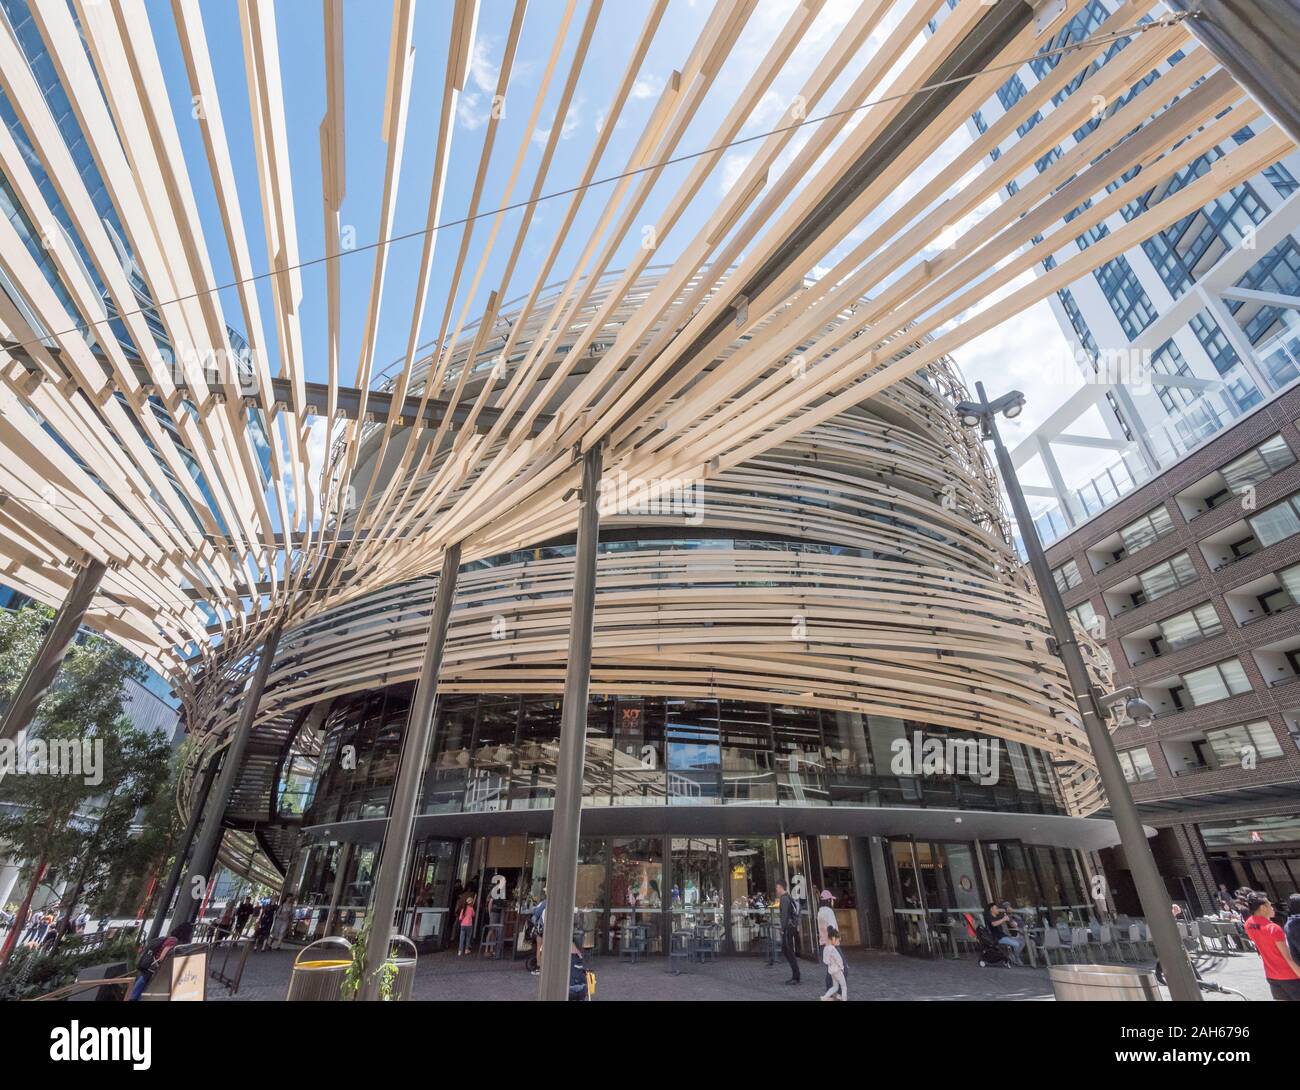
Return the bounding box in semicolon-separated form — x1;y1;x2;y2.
820;926;847;1001
457;895;476;956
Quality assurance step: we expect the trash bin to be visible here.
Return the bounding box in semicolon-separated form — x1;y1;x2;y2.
286;937;353;1001
1049;963;1163;1001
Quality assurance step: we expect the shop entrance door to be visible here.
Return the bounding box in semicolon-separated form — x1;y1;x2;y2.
784;835;819;960
669;837;723;948
724;837;784;954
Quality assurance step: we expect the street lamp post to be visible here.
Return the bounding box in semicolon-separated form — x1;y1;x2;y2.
958;382;1201;1002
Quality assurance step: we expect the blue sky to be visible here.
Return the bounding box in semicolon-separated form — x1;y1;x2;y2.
145;0;1085;484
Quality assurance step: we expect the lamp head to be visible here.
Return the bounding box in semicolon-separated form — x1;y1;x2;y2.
955;401;984;429
988;389;1026;420
1124;696;1156;728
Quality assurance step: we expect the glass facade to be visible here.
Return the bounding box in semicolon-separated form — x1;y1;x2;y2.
294;685;1090;960
304;690;1067;828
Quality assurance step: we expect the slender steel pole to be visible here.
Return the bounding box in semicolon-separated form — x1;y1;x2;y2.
976;383;1201;1002
359;542;462;1000
172;623;282;930
148;752;221;941
0;559;108;778
539;444;603;1001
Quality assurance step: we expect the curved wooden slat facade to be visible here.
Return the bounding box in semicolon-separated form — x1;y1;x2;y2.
0;0;1290;882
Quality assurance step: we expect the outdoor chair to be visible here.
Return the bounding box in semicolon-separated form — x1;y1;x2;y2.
1094;923;1121;961
1069;926;1098;963
619;924;647;964
667;929;694;975
1037;926;1067;965
693;924;722;962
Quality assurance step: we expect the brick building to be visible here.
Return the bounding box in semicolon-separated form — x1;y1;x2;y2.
1045;382;1300;912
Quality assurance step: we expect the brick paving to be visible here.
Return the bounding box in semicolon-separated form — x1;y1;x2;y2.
211;944;1271;1002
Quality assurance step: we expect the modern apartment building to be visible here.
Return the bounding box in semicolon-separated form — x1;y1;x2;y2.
1043;379;1300;911
932;0;1300;909
936;0;1300;543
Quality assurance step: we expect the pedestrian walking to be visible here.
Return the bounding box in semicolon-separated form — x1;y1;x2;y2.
816;889;838;991
820;927;847;1001
457;894;476;955
234;897;254;939
528;892;547;975
776;880;800;985
253;898;277;951
128;922;193;1001
271;896;295;949
214;900;236;943
1243;891;1300;1001
1284;893;1300;968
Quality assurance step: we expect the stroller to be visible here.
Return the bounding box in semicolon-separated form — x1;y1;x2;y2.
965;913;1012;968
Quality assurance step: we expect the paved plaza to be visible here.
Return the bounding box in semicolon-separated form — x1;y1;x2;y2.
212;945;1272;1003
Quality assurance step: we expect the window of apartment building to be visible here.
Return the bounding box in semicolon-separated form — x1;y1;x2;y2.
1232;126;1300;198
1095;255;1158;339
1155;602;1224;654
1118;504;1175;557
1118;747;1157;783
1247;493;1300;548
1221;435;1296;494
1178;658;1252;708
1029;0;1108;80
1276;562;1300;609
1135;552;1197;605
1151;339;1197;416
1186;311;1262;413
1139;168;1268;299
1070;599;1103;635
1053;557;1083;594
1205;720;1284;766
1231;239;1300;367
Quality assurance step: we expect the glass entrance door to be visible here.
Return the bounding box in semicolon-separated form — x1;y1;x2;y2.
609;837;663;955
726;837;782;953
816;835;862;947
784;835;818;959
670;837;723;950
402;838;457;949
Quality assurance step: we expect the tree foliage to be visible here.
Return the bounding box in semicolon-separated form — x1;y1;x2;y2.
0;607;173;927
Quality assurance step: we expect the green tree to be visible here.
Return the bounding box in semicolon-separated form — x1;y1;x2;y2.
0;608;167;964
90;744;185;923
50;720;175;947
0;604;52;699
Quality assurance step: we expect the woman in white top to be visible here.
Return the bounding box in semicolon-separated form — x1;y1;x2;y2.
817;890;839;991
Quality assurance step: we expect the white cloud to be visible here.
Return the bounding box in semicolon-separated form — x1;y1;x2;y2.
468;36;499;94
631;74;664;100
533;94;585;147
717;151;754;197
457;91;488;131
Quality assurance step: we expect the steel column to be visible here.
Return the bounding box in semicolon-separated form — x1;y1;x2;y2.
1167;0;1300;145
978;383;1201;1001
0;559;108;768
539;444;603;1001
148;752;221;941
172;623;282;930
359;542;462;999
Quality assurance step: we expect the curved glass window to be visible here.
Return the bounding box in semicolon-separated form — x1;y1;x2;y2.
303;691;1065;826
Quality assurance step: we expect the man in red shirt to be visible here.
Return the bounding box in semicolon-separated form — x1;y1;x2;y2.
1243;891;1300;1001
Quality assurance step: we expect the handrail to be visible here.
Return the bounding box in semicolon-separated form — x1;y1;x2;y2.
26;976;135;1002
